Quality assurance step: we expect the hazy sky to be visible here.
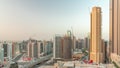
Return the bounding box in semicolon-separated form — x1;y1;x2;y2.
0;0;109;41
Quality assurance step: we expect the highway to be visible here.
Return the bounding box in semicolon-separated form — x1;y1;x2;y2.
3;53;24;68
12;53;24;62
34;59;54;68
17;54;53;68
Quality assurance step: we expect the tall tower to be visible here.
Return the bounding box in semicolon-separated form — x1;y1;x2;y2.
62;36;72;60
110;0;120;64
53;31;73;60
54;35;63;59
90;7;102;63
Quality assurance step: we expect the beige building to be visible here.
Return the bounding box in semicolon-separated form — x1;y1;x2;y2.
110;0;120;56
90;7;103;63
110;0;120;67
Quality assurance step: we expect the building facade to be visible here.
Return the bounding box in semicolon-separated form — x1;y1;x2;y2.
12;42;20;58
110;0;120;66
62;36;72;60
3;43;8;58
90;7;103;63
110;0;120;55
84;37;90;50
0;48;4;63
54;32;73;60
33;41;38;58
27;39;34;58
54;35;63;59
76;39;84;49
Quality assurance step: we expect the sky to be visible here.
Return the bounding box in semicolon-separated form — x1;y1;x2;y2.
0;0;109;41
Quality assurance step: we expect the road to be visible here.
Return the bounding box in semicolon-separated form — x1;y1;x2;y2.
12;53;24;62
3;53;24;68
34;59;54;68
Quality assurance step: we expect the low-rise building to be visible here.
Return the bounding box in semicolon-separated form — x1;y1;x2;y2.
54;61;114;68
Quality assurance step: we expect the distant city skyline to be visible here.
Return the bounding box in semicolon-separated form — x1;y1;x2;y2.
0;0;109;41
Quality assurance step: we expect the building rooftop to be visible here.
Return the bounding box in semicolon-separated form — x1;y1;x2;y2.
39;65;54;68
63;62;74;67
55;61;115;68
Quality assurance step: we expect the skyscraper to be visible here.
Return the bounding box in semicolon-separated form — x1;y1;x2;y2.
90;7;102;63
3;43;8;57
54;35;63;59
84;37;90;50
0;48;4;63
62;36;72;60
43;41;53;55
33;41;38;58
27;39;35;58
54;31;73;60
110;0;120;66
27;39;41;58
76;39;84;49
12;42;20;58
37;41;42;57
101;40;109;63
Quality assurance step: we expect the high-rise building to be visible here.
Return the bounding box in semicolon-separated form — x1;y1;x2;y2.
62;36;72;60
27;39;35;58
67;30;76;50
12;43;15;58
54;31;73;60
27;39;39;58
37;41;44;57
76;39;84;49
27;39;53;58
12;42;20;58
72;36;76;50
8;43;12;60
2;42;13;60
90;7;102;63
19;41;27;53
43;41;51;55
3;43;8;57
33;41;38;58
40;42;44;53
101;40;108;63
37;41;42;57
104;41;108;63
54;35;63;59
46;41;53;54
84;37;90;50
0;43;4;63
110;0;120;66
76;40;80;49
0;48;4;63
